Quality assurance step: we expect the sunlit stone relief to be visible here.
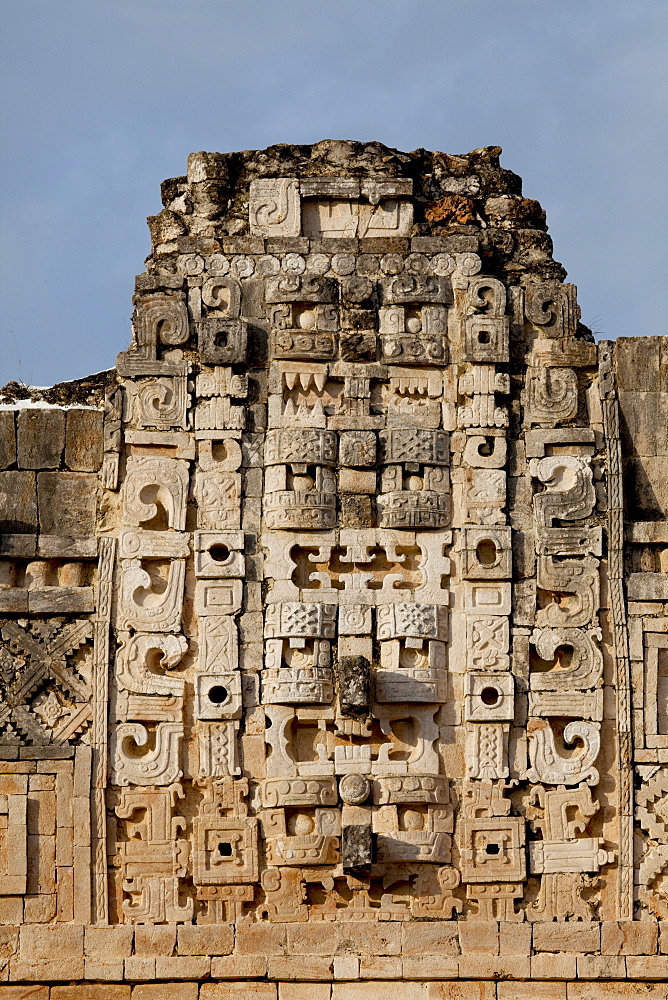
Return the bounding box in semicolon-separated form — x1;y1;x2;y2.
0;140;666;990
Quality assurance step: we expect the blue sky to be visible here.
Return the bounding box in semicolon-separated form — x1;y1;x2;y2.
1;0;666;386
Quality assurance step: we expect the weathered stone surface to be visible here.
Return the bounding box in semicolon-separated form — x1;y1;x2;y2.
19;923;83;959
201;987;276;1000
336;655;370;714
176;923;234;955
51;988;130;1000
133;987;198;1000
36;471;97;536
342;824;373;870
0;989;50;999
0;412;16;469
65;409;104;471
278;986;331;1000
0;140;666;994
16;409;65;468
0;470;36;532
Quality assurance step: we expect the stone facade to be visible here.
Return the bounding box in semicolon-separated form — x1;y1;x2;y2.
0;140;666;996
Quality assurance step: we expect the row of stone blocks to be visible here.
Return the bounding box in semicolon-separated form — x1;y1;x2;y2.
4;922;668;985
0;409;103;472
1;979;667;999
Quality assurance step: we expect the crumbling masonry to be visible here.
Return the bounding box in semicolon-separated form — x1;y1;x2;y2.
0;141;667;998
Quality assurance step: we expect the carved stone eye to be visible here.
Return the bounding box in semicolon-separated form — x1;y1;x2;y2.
339;773;371;806
296;308;316;331
476;539;498;566
209;544;230;563
208;685;228;705
288;813;314;835
480;686;501;707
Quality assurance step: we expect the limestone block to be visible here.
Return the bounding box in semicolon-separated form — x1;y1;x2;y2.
464;431;507;468
528;719;600;786
458;956;531;979
458;920;498;955
464;671;514;722
122;458;188;532
132;986;198;1000
194;530;245;578
525;427;595;458
119;558;185;631
37;471;96;537
132;924;176;956
210;956;268;978
27;586;94;613
568;982;668;999
0;989;49;999
464;581;512;617
577;954;627;979
18;923;83;960
64;409;103;471
624;956;668;979
278;986;331;1000
628;573;668;601
51;988;130;999
0;411;16;468
122;956;155;980
339;468;377;494
333;956;360;980
38;534;97;558
303;196;412;240
402;921;459;956
614;336;664;391
336;655;370;714
286;922;401;958
498;986;566;1000
465;316;509;364
176;924;234;956
401;956;459;979
84;925;134;959
0;897;23;924
332;986;427;1000
461;525;512;579
154;955;211;978
426;986;495;1000
0;471;37;532
530;954;577;980
198;666;242;718
532;920;600;953
340;430;376;467
499;921;532;955
524;367;578;425
116;632;187;696
201;986;277;1000
17;409;65;469
621;388;668;460
111;723;183;785
200;277;241;317
236;921;287;956
268;956;334;980
342;824;373;870
12;956;87;981
250;178;300;237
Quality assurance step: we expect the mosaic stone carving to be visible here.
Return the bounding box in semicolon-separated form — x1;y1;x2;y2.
0;139;666;993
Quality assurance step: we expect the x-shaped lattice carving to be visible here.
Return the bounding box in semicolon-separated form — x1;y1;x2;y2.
0;619;92;745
